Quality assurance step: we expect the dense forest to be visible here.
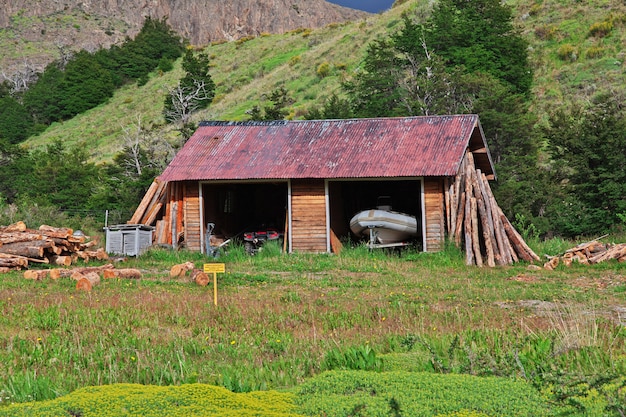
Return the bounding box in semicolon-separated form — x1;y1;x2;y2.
0;0;624;239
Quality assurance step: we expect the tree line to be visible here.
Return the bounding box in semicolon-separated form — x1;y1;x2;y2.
0;17;190;229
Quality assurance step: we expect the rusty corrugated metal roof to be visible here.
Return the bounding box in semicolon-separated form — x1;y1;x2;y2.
158;115;494;182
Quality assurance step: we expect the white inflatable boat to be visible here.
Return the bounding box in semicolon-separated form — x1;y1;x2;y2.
350;208;418;244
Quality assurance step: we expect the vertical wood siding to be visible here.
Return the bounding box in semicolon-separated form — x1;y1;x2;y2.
424;178;445;252
291;179;328;253
184;182;202;252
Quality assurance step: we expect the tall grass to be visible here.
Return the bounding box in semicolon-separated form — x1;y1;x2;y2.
0;241;624;412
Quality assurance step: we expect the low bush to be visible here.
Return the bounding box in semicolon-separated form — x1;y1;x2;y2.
589;20;613;38
0;384;301;417
294;370;557;416
557;44;577;61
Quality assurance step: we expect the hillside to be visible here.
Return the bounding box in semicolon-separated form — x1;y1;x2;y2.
19;0;626;162
0;0;367;75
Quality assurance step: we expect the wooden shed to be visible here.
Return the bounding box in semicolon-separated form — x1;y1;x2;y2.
137;115;495;254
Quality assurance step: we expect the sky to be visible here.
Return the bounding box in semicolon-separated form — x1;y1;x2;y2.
327;0;395;13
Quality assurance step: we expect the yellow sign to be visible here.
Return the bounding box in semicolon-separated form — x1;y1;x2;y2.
203;263;225;306
204;263;225;273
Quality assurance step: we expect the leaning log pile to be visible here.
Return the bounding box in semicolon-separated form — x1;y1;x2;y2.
127;178;174;246
544;238;626;269
0;221;107;271
446;152;540;266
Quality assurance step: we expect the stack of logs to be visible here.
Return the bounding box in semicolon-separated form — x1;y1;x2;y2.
446;152;540;266
127;178;176;246
23;263;142;291
0;221;108;272
544;238;626;269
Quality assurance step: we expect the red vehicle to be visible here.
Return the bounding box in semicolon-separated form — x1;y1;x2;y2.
243;228;281;255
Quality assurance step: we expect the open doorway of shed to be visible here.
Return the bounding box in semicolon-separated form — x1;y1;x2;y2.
202;182;288;243
328;179;424;251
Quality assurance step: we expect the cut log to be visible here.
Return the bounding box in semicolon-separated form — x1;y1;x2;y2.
543;256;560;270
75;248;109;262
472;175;495;267
23;270;50;280
103;268;142;279
0;240;54;258
1;221;27;233
0;252;47;264
463;154;474;265
0;231;44;244
50;255;72;267
0;256;29;269
75;272;101;291
470;197;483;267
170;262;195;278
143;202;164;226
38;225;73;239
498;208;540;262
50;264;115;280
589;243;626;264
191;269;210;286
454;190;466;247
482;173;512;265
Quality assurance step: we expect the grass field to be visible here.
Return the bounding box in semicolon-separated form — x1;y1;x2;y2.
0;239;624;415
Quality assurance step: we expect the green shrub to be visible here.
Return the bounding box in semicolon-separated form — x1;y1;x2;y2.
534;25;557;41
316;62;331;78
0;384;301;417
157;57;174;73
585;46;605;59
529;4;542;17
288;55;301;67
294;371;556;416
589;20;613;38
557;44;577;61
235;35;256;47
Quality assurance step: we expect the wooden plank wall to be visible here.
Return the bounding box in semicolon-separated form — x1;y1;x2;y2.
291;179;328;253
183;181;202;252
424;177;445;252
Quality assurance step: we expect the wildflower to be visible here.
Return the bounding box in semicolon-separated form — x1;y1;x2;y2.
131;356;136;361
381;317;386;322
230;340;236;345
37;337;42;342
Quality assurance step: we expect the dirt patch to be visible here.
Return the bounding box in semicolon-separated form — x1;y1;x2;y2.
570;274;626;290
495;299;626;327
507;273;540;283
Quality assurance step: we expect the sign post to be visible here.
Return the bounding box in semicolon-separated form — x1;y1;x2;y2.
203;263;225;306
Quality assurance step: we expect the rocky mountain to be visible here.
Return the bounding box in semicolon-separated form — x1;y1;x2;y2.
0;0;368;74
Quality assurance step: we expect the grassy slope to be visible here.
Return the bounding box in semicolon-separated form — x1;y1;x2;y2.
24;0;626;162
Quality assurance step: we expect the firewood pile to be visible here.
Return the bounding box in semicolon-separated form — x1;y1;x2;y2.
0;221;107;272
544;237;626;270
446;152;540;267
23;263;143;291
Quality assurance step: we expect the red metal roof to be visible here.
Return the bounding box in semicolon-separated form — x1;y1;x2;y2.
158;115;494;182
